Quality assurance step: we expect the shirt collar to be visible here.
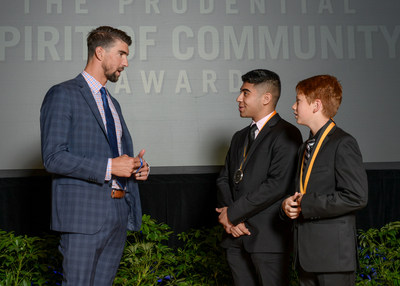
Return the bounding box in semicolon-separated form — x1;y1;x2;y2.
81;71;104;95
251;110;276;130
308;118;334;140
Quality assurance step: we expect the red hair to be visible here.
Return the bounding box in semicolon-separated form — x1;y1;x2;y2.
296;75;342;118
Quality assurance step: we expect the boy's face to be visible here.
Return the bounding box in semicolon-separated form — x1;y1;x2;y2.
292;93;314;126
236;82;265;121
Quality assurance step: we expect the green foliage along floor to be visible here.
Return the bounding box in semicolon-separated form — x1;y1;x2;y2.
0;216;399;285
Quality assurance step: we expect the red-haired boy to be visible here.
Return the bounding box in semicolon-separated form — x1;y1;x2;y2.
282;75;368;285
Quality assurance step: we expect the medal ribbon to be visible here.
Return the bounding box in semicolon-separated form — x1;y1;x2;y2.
300;121;335;194
238;111;277;171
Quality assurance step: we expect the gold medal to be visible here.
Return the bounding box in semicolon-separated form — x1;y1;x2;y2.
234;169;243;184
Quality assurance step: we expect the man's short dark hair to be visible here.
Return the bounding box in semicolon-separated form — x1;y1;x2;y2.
87;26;132;59
242;69;281;105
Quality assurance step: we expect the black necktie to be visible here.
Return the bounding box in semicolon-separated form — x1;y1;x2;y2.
248;124;258;150
304;138;315;166
100;87;125;189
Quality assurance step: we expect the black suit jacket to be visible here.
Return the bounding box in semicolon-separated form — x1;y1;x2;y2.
294;125;368;272
217;113;302;253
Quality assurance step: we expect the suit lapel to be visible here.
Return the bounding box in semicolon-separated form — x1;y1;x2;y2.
302;124;337;184
111;96;133;156
76;74;134;157
242;113;281;170
76;74;108;138
320;125;336;149
234;128;248;170
305;123;337;169
315;125;336;159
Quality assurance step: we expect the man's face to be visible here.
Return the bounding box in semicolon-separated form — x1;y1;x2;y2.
236;82;265;121
292;92;314;126
102;39;129;83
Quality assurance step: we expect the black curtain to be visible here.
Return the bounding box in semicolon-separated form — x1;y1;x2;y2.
1;170;399;244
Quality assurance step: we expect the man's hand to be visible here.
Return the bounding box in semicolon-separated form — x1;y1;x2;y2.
230;222;251;238
111;149;149;180
282;192;303;219
216;207;250;237
133;149;150;181
216;207;233;234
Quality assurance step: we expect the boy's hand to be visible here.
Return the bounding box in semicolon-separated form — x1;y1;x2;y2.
282;192;303;219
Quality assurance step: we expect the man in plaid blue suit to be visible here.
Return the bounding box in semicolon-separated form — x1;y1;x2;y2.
40;26;150;285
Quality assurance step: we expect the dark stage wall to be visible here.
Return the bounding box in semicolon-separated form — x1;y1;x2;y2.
1;170;399;242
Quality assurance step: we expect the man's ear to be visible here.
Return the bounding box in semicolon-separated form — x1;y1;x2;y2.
263;92;272;105
94;46;104;61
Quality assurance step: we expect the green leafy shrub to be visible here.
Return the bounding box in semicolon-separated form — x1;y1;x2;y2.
1;219;400;285
174;226;232;285
357;221;400;285
114;214;177;285
0;230;61;286
114;215;232;285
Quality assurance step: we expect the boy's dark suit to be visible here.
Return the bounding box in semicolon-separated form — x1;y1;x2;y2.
217;113;302;283
294;124;368;274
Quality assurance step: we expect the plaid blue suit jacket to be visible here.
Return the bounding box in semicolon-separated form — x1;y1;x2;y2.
40;74;142;234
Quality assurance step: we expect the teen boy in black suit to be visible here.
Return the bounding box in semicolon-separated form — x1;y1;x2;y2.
282;75;368;286
217;69;302;285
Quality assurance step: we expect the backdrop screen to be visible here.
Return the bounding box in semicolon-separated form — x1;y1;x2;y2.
1;0;399;170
